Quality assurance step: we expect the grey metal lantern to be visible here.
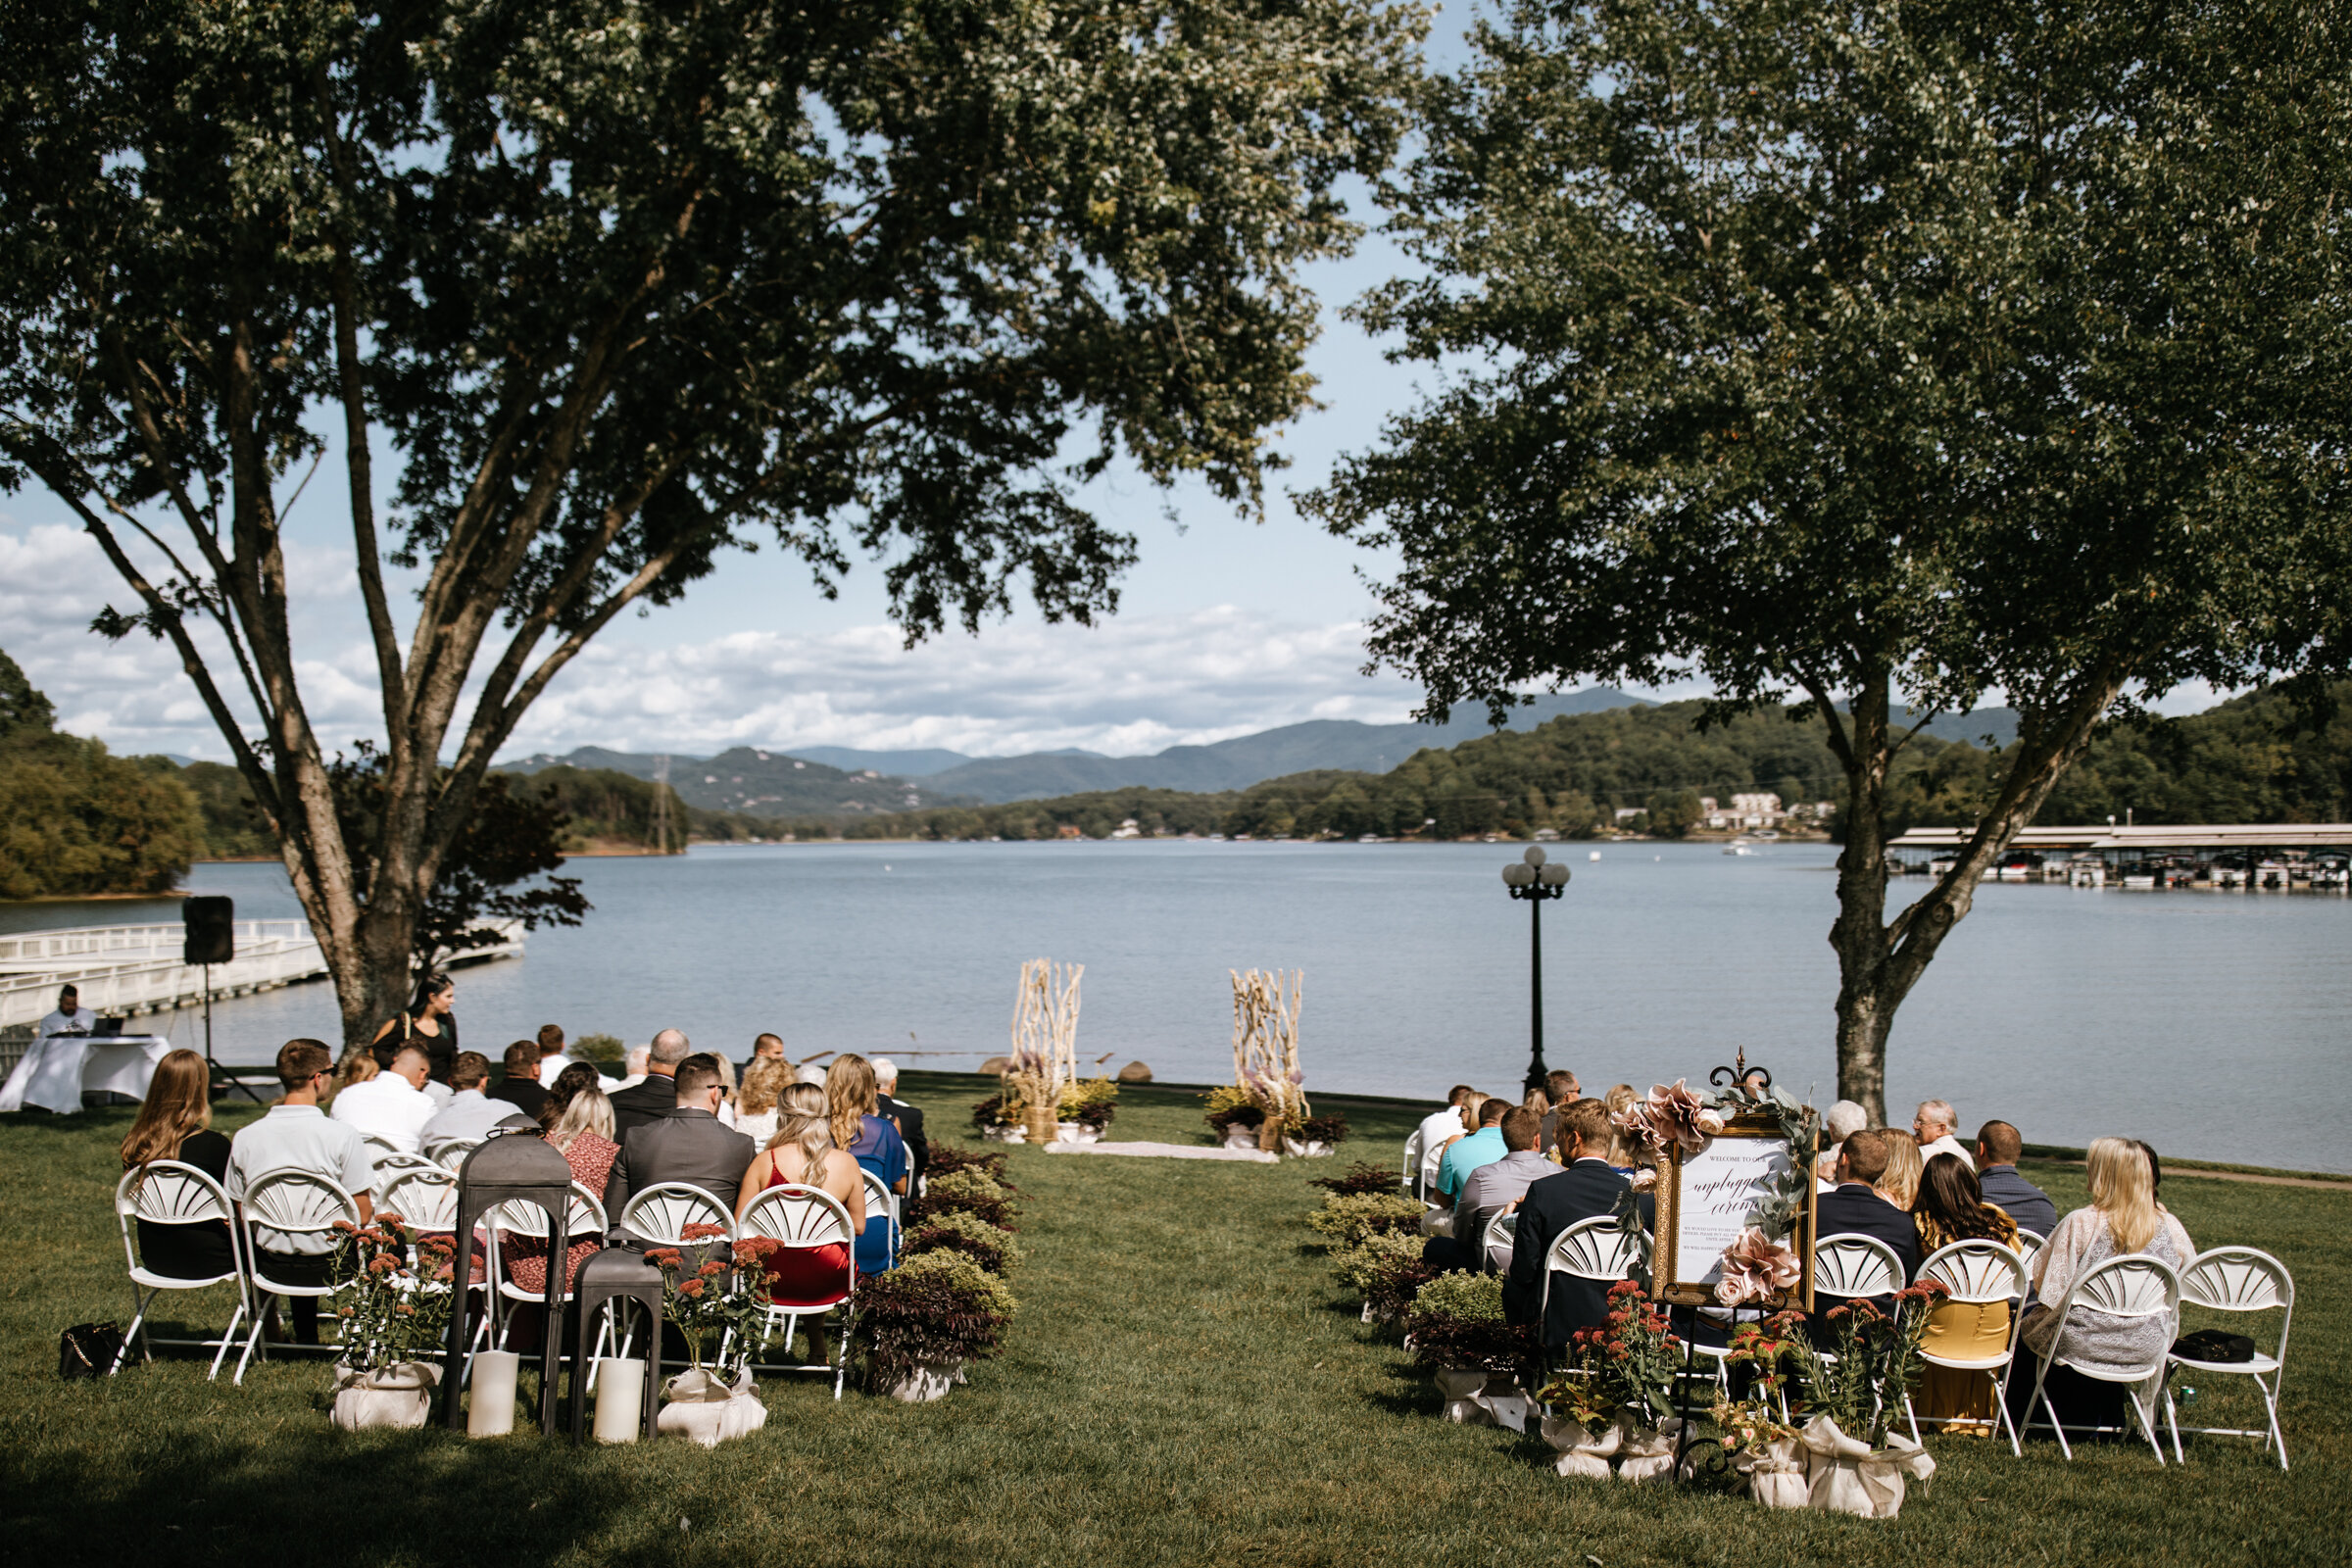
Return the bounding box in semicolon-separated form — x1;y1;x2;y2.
439;1123;579;1433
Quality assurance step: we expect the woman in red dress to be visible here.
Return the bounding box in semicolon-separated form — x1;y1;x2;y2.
736;1084;864;1360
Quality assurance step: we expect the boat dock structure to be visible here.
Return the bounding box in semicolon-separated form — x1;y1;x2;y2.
0;917;525;1034
1886;822;2352;889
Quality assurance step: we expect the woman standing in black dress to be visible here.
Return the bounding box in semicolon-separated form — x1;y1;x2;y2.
372;972;458;1085
119;1049;236;1280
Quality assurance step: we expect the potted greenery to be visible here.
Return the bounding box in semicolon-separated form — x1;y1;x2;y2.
1056;1076;1118;1141
1534;1281;1685;1479
1713;1318;1808;1508
1406;1272;1539;1426
326;1212;455;1431
1332;1228;1435;1325
1780;1285;1944;1516
1305;1189;1425;1250
969;1093;1025;1142
643;1224;773;1446
855;1250;1018;1401
904;1210;1024;1276
1284;1111;1349;1157
1202;1085;1265;1148
906;1166;1020;1232
1310;1161;1399;1198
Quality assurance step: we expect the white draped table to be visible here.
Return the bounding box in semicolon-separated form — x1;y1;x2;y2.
0;1035;175;1114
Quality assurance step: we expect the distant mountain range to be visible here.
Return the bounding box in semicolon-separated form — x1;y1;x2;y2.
499;688;2025;814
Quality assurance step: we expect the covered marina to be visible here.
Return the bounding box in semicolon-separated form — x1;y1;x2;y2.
1885;823;2352;889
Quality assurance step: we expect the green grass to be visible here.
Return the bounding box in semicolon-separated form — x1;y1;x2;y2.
3;1072;2346;1566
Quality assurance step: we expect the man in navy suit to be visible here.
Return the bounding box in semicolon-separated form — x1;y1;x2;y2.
1503;1099;1652;1351
1810;1128;1919;1337
1973;1120;2058;1238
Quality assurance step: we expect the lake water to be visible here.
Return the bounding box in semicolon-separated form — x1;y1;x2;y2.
10;840;2349;1170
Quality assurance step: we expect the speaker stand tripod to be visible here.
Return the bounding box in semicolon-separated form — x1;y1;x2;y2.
202;962;265;1103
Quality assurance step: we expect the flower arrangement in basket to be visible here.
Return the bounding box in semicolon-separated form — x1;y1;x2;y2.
641;1224;780;1446
1288;1111;1349;1154
1202;1083;1265;1137
1057;1075;1118;1136
1004;957;1082;1142
1534;1281;1687;1480
969;1093;1019;1138
854;1250;1018;1402
1708;1315;1808;1506
1406;1272;1539;1425
326;1213;456;1430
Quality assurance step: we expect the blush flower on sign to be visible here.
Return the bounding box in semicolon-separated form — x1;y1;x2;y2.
1714;1226;1802;1307
1613;1079;1725;1157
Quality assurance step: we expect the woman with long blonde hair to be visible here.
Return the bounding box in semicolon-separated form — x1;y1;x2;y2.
737;1092;866;1364
326;1043;378;1106
475;1084;618;1301
119;1049;235;1280
1873;1127;1924;1210
2015;1137;2194;1432
825;1054;907;1276
736;1057;789;1147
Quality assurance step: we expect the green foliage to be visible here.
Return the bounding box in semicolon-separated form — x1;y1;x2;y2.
1405;1269;1535;1375
167;760;278;860
1331;1228;1434;1321
0;732;204;901
906;1166;1019;1232
903;1211;1024;1277
0;647;55;742
505;767;692;854
855;1250;1019;1382
328;1213;458;1373
1311;1161;1401;1198
571;1033;624;1066
1304;1190;1423;1249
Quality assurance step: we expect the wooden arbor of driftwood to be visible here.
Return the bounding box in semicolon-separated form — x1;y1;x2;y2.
1006;958;1082;1143
1231;968;1308;1152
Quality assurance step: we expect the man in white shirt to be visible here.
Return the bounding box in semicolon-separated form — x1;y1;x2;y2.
1913;1100;1975;1169
419;1051;509;1148
228;1039;373;1344
1413;1085;1477;1200
38;984;99;1037
331;1043;438;1154
1816;1099;1870;1191
534;1022;572;1085
603;1043;651;1096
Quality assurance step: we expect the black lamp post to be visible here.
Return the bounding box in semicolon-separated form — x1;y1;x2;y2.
1501;845;1570;1092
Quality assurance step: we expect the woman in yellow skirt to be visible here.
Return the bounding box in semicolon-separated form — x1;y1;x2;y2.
1911;1153;2021;1436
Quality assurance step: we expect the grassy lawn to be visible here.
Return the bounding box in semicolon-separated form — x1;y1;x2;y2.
2;1071;2344;1567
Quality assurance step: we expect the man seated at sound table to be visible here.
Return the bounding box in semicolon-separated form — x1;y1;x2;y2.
1424;1105;1552;1272
1434;1095;1511;1201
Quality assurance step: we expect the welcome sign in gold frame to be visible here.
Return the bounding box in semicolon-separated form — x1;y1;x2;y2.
1650;1113;1817;1310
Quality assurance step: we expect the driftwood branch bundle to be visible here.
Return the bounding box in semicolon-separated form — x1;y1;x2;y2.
1006;957;1082;1137
1230;967;1308;1144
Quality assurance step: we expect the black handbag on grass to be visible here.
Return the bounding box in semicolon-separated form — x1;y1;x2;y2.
59;1321;124;1379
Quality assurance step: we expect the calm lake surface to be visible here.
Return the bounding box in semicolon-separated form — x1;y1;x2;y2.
11;841;2348;1170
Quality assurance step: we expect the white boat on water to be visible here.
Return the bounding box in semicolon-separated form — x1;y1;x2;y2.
1723;839;1755;856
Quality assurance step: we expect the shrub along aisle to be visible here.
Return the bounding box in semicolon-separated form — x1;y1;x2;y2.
1;1073;2345;1565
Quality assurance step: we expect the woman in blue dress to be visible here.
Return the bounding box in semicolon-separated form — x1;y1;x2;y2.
826;1054;908;1276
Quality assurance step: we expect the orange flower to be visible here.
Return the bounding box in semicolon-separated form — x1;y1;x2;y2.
677;1278;706;1298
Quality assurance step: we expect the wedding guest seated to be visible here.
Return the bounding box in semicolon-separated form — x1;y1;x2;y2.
326;1043;378;1105
1911;1153;2021;1436
1414;1085;1477;1196
1598;1084;1643;1175
1913;1100;1975;1168
534;1023;572;1085
740;1030;788;1085
735;1057;789;1149
119;1049;235;1281
1435;1095;1510;1201
420;1052;508;1147
736;1093;865;1366
489;1039;551;1121
610;1029;694;1138
329;1043;436;1154
1816;1099;1868;1188
828;1054;909;1275
535;1061;605;1131
1535;1070;1580;1159
1502;1099;1650;1349
1874;1127;1924;1212
228;1040;373;1345
873;1056;929;1191
1423;1106;1552;1272
608;1044;651;1094
603;1054;757;1214
1812;1130;1920;1322
2011;1137;2193;1438
1973;1120;2057;1236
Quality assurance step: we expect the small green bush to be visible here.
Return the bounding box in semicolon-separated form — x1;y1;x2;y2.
905;1210;1024;1275
1305;1190;1423;1249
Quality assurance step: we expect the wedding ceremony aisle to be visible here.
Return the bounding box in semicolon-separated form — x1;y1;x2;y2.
3;1074;2344;1566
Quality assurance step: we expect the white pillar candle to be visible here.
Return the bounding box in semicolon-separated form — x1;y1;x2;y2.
593;1357;646;1444
466;1349;519;1438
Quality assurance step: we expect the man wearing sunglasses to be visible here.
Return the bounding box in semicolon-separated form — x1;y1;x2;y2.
226;1039;374;1345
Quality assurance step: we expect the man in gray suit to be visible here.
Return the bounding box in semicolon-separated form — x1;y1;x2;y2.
604;1054;756;1217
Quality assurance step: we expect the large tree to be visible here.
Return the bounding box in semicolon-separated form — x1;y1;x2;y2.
0;0;1421;1046
1307;0;2352;1118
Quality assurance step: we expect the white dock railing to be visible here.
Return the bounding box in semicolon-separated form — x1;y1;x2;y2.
0;918;522;1031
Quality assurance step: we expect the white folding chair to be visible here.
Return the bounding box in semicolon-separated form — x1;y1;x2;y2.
1536;1215;1644;1357
2164;1247;2293;1470
2012;1229;2046;1273
235;1168;363;1383
376;1165;461;1237
2021;1252;2180;1463
860;1168;902;1269
738;1183;858;1398
426;1138;480;1173
488;1182;608;1348
1400;1128;1427;1202
1812;1233;1907;1305
1477;1208;1518;1274
112;1162;251;1380
369;1152;439;1200
616;1182;737;1248
1905;1240;2030;1452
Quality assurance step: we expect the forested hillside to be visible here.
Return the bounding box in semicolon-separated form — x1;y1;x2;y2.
0;650;205;897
